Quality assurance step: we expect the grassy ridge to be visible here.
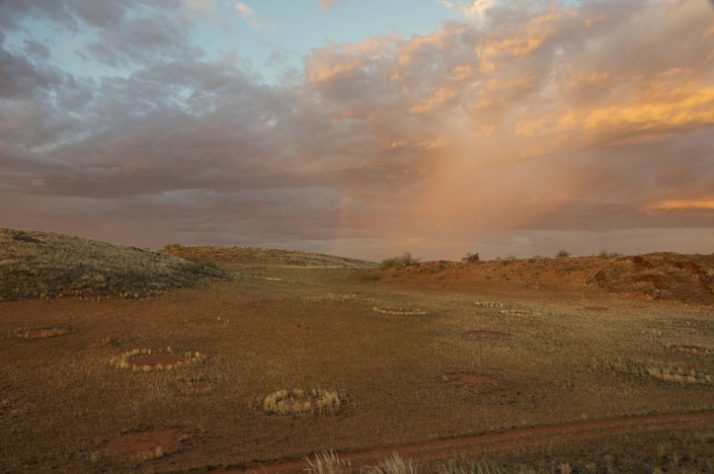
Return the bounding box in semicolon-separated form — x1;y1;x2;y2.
0;228;230;301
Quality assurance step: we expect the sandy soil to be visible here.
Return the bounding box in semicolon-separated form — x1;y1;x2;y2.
1;247;713;472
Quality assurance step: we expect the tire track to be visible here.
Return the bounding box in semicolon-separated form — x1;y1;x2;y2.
203;411;714;473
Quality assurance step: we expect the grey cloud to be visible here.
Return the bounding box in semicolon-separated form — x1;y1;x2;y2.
0;41;62;99
22;39;51;59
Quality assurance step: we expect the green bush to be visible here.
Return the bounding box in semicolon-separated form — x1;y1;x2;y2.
381;252;419;269
463;252;480;263
556;249;570;258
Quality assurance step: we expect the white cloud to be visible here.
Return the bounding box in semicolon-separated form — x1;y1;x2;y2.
441;0;498;18
234;1;260;28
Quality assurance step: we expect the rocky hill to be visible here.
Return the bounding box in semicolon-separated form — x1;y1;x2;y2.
0;228;230;301
591;252;714;304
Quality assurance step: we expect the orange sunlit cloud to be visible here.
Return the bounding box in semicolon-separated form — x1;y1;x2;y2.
648;199;714;211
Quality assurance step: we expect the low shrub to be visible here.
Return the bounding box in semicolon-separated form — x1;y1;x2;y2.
381;252;419;269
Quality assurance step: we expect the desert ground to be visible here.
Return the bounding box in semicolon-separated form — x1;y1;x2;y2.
1;229;714;473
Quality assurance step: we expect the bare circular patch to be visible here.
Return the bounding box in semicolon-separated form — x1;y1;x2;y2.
15;326;73;339
110;348;206;371
295;324;311;331
100;427;194;462
262;388;342;416
465;330;512;339
669;345;712;356
372;306;427;316
443;373;502;389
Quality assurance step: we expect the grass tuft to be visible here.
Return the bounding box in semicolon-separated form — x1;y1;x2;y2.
364;453;418;474
304;451;352;474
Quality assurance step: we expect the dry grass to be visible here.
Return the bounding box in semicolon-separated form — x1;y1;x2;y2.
305;451;352;474
262;388;342;416
364;453;418;474
593;357;714;385
372;306;427;316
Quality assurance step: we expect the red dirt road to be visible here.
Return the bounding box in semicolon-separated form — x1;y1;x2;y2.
208;411;714;473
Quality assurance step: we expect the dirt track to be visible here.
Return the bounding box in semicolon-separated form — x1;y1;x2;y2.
209;411;714;473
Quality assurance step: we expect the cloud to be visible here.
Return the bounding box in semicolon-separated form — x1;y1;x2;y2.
234;1;260;28
1;0;713;259
441;0;498;19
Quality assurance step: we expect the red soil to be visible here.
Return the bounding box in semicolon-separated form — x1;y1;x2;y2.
207;411;714;473
101;427;193;461
583;306;610;312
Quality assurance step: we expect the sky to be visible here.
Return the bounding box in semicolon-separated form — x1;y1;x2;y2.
1;0;713;261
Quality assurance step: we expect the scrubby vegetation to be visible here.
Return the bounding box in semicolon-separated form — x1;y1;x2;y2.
462;252;480;263
0;228;231;301
555;249;570;258
381;252;419;269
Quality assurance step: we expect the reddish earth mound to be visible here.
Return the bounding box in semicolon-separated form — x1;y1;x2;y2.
670;345;712;356
100;427;194;461
590;253;714;304
443;373;502;389
465;330;512;339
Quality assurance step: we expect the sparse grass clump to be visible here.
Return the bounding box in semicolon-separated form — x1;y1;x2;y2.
372;306;427;316
110;347;206;372
305;451;352;474
593;357;713;385
436;458;512;474
364;453;418;474
381;252;419;269
598;250;623;258
262;388;342;416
